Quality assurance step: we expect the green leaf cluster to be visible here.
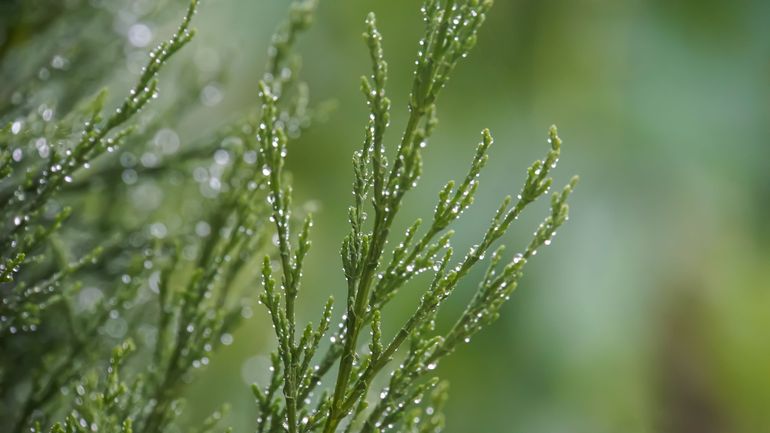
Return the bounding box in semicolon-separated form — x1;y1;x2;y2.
247;1;578;433
0;1;578;433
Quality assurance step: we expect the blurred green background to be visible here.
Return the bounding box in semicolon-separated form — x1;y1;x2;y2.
5;0;770;432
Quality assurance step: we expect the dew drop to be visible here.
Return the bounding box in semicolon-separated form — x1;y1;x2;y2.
220;333;234;345
128;23;153;47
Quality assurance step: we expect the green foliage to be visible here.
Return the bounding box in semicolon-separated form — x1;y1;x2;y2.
0;1;251;431
0;0;577;433
248;1;578;433
0;0;198;337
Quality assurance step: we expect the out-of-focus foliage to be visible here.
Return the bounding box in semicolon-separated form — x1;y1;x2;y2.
1;0;282;431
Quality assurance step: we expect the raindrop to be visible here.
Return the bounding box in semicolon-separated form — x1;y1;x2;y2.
141;152;159;168
193;167;208;182
220;333;234;345
153;128;180;154
244;151;257;164
200;83;223;106
241;305;253;318
214;149;230;165
121;169;138;185
51;55;68;69
128;23;153;47
149;222;167;239
195;221;211;237
35;138;50;158
120;152;137;168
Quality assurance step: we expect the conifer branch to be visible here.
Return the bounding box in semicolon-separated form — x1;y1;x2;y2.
1;1;578;432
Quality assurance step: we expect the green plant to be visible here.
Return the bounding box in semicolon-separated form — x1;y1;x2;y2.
1;1;266;431
0;0;577;432
250;2;577;432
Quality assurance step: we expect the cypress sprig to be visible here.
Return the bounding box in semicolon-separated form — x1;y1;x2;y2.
325;5;498;427
248;3;324;433
47;339;137;433
11;268;145;433
0;0;201;339
245;1;578;433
